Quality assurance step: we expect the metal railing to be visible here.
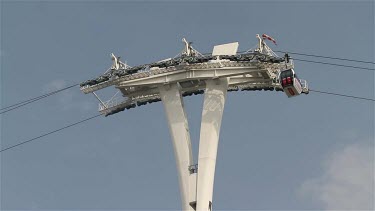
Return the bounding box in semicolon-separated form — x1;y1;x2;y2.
98;97;128;111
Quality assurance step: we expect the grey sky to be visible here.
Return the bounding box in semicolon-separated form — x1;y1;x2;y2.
1;1;374;210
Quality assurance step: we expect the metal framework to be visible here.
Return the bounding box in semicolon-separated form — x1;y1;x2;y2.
80;34;308;211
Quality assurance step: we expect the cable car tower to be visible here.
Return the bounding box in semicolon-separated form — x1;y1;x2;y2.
80;34;309;211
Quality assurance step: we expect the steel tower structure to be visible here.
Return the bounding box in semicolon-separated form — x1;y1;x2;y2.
80;34;308;211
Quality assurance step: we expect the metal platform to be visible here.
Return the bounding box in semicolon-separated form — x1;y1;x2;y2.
80;48;306;116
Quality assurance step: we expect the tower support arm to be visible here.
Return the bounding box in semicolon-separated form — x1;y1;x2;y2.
196;78;229;211
159;83;194;211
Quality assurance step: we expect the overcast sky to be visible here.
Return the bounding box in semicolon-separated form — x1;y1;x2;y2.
1;1;374;210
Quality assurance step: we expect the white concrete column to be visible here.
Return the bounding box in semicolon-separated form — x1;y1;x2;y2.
159;83;194;211
196;78;229;211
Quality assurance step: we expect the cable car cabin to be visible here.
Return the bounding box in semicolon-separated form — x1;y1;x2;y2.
280;69;303;98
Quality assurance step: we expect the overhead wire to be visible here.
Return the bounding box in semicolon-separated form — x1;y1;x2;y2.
0;113;101;153
0;83;78;110
292;58;375;71
274;50;375;65
0;83;79;115
310;89;374;102
1;87;374;153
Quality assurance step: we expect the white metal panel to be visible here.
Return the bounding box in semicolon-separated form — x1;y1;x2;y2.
212;42;239;56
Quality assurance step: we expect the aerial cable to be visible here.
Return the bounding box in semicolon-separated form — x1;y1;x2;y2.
0;114;101;153
0;88;373;153
0;83;79;115
310;89;375;102
274;50;375;65
1;83;78;110
292;58;375;71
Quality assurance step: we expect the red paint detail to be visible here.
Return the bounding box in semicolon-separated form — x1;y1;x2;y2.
288;88;295;96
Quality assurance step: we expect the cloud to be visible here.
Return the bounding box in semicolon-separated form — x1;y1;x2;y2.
43;79;95;112
299;143;374;210
44;79;67;91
